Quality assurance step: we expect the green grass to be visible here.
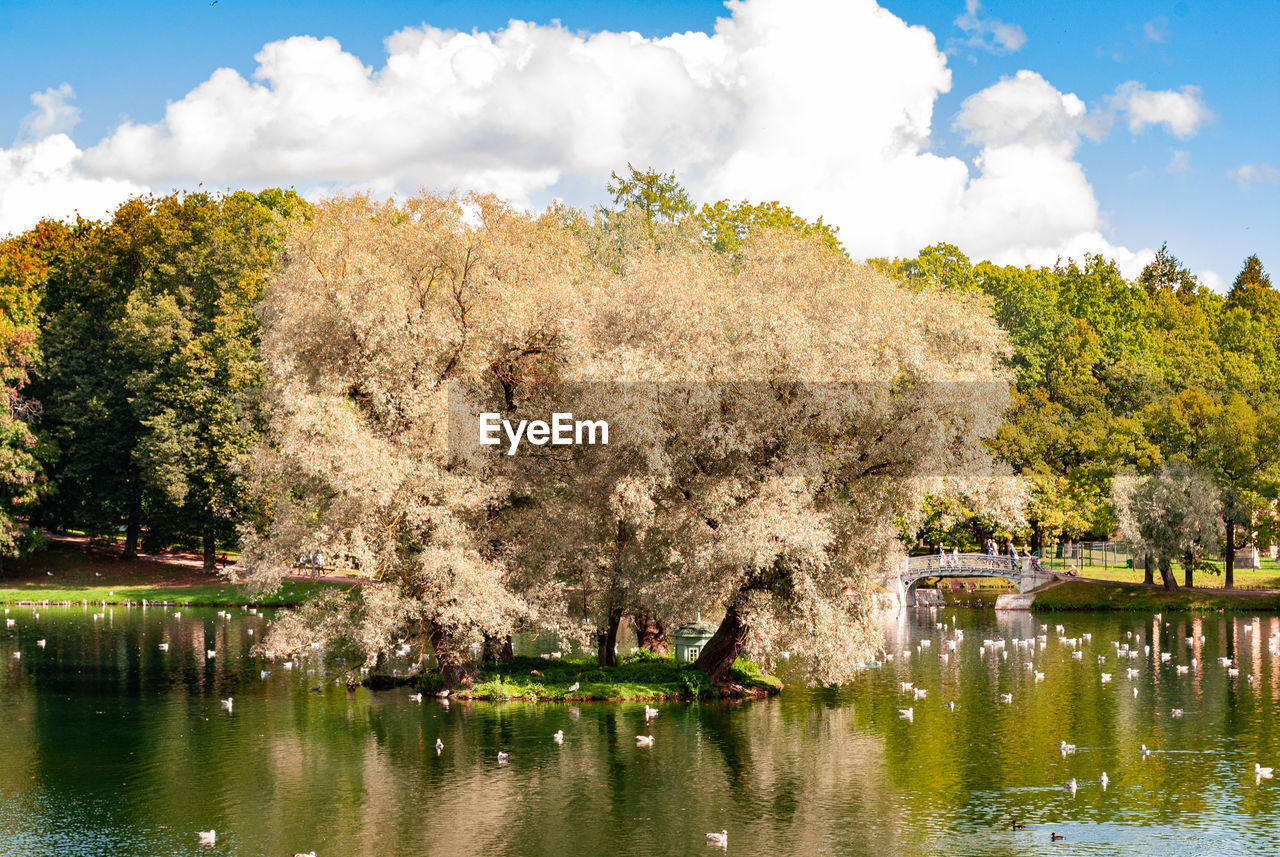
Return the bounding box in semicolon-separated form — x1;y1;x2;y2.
0;579;343;607
1035;558;1280;589
1033;579;1280;612
0;543;349;606
424;650;783;701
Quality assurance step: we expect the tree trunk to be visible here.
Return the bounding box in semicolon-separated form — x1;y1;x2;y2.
596;605;623;667
1183;551;1194;589
1142;553;1154;586
121;496;141;561
1225;519;1236;590
634;613;667;653
1158;557;1178;591
202;529;216;573
693;600;751;689
430;626;476;690
482;635;515;663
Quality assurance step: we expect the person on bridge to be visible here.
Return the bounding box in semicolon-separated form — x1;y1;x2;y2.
1008;542;1019;570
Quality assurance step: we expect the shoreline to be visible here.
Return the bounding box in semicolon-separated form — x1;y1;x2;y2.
0;538;350;607
1029;578;1280;612
404;654;785;702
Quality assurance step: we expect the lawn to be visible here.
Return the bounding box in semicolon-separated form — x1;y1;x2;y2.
426;651;784;701
0;542;348;606
1033;579;1280;612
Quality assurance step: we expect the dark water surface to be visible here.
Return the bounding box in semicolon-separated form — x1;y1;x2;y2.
4;605;1280;856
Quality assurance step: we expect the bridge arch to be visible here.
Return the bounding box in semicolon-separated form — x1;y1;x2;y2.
895;553;1054;604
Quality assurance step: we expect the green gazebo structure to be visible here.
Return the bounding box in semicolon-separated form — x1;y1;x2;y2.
672;620;717;663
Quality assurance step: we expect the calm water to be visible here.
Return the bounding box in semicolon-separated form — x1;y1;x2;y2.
4;605;1280;856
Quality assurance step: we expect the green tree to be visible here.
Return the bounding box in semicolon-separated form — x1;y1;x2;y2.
607;164;693;227
697;199;843;257
1226;255;1278;320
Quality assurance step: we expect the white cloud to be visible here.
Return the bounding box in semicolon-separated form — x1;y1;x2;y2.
17;83;80;143
0;134;146;236
1143;16;1170;44
954;0;1026;54
1199;269;1226;293
1166;150;1190;173
1230;163;1280;186
1108;81;1214;137
0;0;1213;278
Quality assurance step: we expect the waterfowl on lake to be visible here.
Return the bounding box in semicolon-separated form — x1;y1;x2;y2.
497;751;509;763
999;693;1013;703
898;708;914;721
566;682;580;692
294;852;316;857
435;738;443;751
1060;741;1076;755
636;735;655;746
705;830;728;848
1011;820;1025;830
1257;763;1274;779
1065;778;1077;794
1100;772;1109;788
554;730;564;743
645;706;660;719
197;829;216;845
220;698;233;711
1171;708;1184;718
1051;832;1065;841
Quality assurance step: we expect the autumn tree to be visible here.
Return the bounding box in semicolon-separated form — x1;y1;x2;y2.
243;193;588;683
1113;461;1222;591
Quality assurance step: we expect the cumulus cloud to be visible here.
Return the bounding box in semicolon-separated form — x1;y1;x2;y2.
16;83;80;143
0;0;1215;277
0;134;146;236
954;0;1026;54
1199;269;1226;293
1108;82;1214;137
1230;163;1280;186
1167;150;1190;173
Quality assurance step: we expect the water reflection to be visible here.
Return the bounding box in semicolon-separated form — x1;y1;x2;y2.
2;605;1279;855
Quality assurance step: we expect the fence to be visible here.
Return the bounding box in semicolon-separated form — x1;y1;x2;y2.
1034;542;1136;573
1034;541;1271;573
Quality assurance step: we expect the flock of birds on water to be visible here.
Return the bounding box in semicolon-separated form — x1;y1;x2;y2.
20;602;1279;849
3;604;735;851
882;609;1280;843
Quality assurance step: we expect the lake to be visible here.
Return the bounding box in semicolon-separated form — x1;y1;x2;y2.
3;604;1280;856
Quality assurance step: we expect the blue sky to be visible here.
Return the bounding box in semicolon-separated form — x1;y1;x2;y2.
1;0;1276;287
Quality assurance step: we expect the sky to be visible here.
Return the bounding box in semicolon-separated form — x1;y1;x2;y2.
1;0;1276;288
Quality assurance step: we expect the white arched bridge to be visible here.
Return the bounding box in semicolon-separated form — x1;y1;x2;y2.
881;553;1058;607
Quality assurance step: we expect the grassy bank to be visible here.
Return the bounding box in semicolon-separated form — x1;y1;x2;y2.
0;579;341;607
1033;579;1280;612
1034;558;1280;589
0;542;346;606
424;651;784;701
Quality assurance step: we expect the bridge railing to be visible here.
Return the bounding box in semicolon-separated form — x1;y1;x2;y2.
905;553;1030;576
